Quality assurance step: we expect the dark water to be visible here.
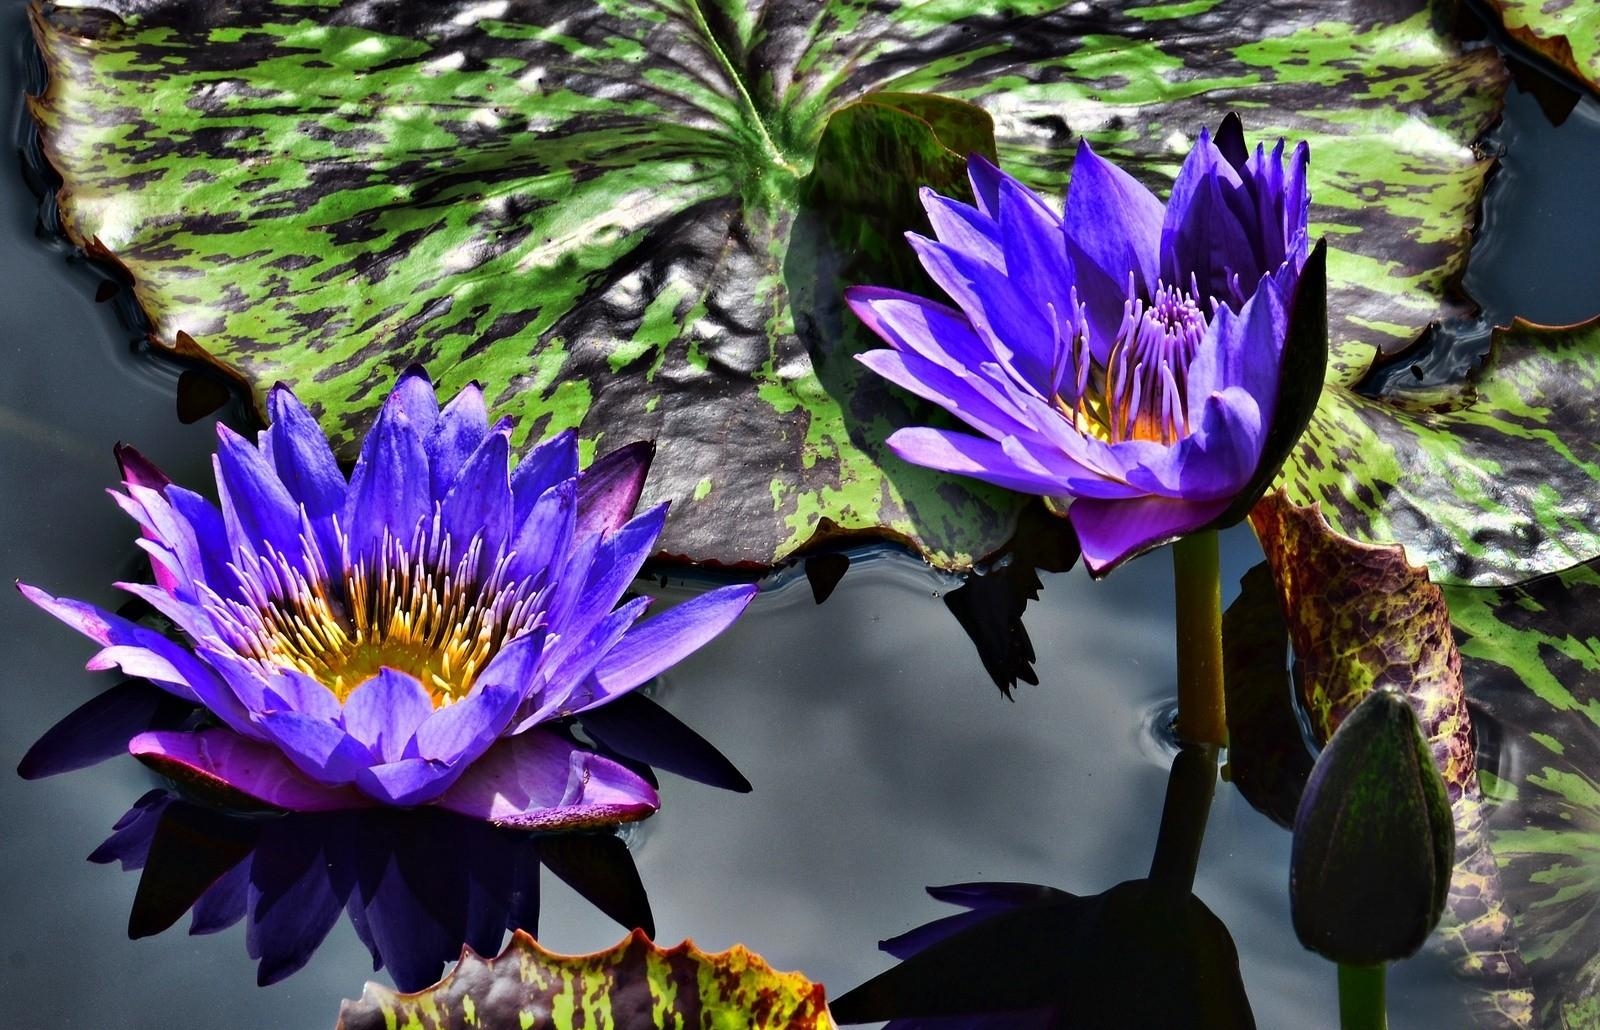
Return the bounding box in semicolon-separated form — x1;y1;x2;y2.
0;4;1589;1027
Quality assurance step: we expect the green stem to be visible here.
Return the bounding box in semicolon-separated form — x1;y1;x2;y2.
1172;530;1227;746
1338;963;1388;1030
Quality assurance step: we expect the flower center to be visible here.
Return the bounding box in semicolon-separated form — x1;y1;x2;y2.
218;513;543;707
1061;281;1206;446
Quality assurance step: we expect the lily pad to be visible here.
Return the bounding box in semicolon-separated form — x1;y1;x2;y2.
1249;491;1535;1027
28;0;1504;568
1445;556;1600;1028
1279;317;1600;585
335;928;835;1030
1484;0;1600;94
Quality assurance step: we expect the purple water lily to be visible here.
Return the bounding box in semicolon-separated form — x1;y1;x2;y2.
847;116;1311;573
20;369;757;827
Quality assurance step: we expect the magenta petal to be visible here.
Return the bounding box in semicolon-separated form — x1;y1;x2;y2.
130;729;366;812
575;441;654;539
115;445;180;593
592;582;757;695
433;731;659;829
1069;494;1233;575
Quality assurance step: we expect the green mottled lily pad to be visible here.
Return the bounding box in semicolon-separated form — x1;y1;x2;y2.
1279;318;1600;586
1446;557;1600;1028
28;0;1504;568
1484;0;1600;94
335;928;835;1030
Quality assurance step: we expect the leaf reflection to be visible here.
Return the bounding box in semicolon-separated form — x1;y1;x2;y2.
88;790;652;991
830;746;1254;1029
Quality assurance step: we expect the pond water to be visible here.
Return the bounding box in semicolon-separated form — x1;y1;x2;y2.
0;3;1593;1027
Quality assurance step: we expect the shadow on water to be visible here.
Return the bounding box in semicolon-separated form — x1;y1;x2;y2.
830;745;1256;1030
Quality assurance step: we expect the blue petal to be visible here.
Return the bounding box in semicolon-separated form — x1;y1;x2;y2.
256;710;371;786
505;479;576;586
412;679;523;767
165;485;235;598
562;503;667;641
908;235;1057;390
517;596;650;731
846;287;998;374
265;384;347;519
592;582;758;696
1062;139;1165;354
440;430;513;553
996;176;1077;349
355;757;454;806
427;382;490;500
854;349;1034;443
510;429;579;528
1185;275;1287;428
213;423;303;565
387;366;441;436
341;668;435;764
344;402;431;561
921;187;1003;269
966;153;1007;220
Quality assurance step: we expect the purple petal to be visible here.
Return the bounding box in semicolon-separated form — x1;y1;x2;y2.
344;400;431;561
884;427;1126;498
440;430;513;552
130;729;368;812
115;445;179;593
996;177;1075;331
1161;131;1254;307
567;503;668;630
428;381;490;499
505;478;576;585
1069;493;1233;575
846;286;998;374
592;582;757;695
908;234;1056;391
18;680;193;779
412;679;523;768
510;429;579;528
1062;138;1164;344
965;153;1006;220
452;628;552;734
256;665;342;722
855;349;1035;444
255;710;372;786
921;187;1003;269
434;731;659;829
20;583;202;705
1185;276;1288;427
576;441;654;539
386;366;441;436
883;882;1073;959
355;757;455;806
515;596;650;731
165;485;235;597
213;423;303;564
341;669;435;763
264;384;347;518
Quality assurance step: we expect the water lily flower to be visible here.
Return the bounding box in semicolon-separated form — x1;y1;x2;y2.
847;115;1314;573
20;369;757;827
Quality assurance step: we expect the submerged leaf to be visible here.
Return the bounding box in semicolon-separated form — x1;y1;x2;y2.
336;928;835;1030
29;0;1505;568
1446;556;1600;1028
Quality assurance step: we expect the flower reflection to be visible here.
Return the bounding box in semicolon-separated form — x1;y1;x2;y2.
92;789;653;991
830;747;1254;1029
20;369;756;826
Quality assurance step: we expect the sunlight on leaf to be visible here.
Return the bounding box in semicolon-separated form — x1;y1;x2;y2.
28;0;1504;568
336;928;836;1030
